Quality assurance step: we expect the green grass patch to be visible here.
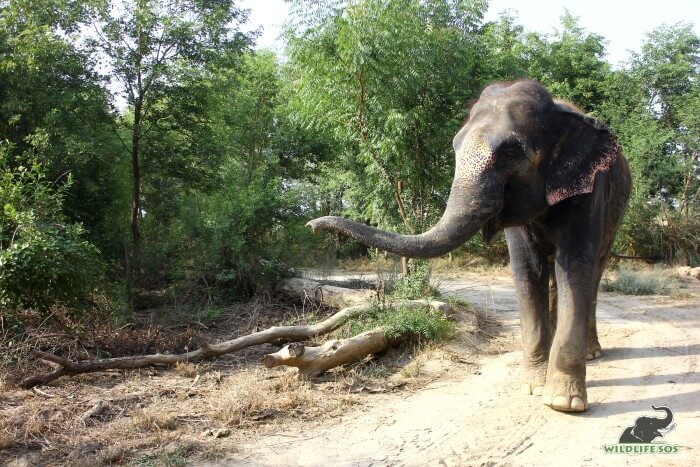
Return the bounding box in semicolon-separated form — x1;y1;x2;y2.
348;301;456;343
602;266;680;295
387;261;440;300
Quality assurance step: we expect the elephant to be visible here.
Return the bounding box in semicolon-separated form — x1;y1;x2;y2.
307;80;632;412
619;406;675;443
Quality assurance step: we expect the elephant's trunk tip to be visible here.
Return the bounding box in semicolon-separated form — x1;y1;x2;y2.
306;218;324;234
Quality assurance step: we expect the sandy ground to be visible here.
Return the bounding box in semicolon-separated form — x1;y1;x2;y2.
230;271;700;466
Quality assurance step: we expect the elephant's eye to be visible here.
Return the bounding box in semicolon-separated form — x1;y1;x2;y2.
499;140;523;159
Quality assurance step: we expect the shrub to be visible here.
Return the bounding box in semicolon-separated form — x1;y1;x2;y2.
381;304;456;342
601;266;677;295
349;301;455;343
147;159;301;300
389;260;440;299
615;198;700;265
0;155;101;318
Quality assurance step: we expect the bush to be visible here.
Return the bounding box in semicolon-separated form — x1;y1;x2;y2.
615;199;700;265
146;159;304;300
601;266;677;295
388;260;440;299
0;155;101;316
349;301;456;343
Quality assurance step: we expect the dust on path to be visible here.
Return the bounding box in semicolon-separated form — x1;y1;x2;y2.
236;272;699;466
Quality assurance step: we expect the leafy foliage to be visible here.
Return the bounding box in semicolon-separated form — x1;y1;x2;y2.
602;266;680;296
1;0;699;327
0;154;101;314
348;301;455;343
388;261;440;299
284;0;488;235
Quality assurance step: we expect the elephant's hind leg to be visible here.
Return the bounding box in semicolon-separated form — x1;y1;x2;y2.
587;237;618;360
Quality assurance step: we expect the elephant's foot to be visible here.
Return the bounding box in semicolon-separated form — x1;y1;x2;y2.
521;362;547;396
541;372;588;412
586;339;602;361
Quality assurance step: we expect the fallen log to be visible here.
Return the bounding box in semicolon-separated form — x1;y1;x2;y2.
19;303;369;389
261;330;389;378
19;277;451;389
276;277;376;307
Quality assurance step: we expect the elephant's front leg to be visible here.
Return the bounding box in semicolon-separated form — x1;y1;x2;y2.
505;227;552;397
542;251;597;412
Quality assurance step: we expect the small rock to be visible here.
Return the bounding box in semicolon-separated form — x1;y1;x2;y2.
690;267;700;280
202;428;231;438
677;266;692;276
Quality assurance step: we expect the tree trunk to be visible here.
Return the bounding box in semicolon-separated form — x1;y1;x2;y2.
130;21;144;283
130;101;142;277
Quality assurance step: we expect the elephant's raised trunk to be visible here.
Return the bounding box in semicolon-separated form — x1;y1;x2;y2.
307;175;503;259
651;405;673;427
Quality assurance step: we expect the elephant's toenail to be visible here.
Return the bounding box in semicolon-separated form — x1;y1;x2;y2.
571;397;586;411
552;395;569;408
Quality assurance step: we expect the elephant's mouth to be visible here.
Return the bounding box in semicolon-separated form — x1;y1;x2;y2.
481;217;500;244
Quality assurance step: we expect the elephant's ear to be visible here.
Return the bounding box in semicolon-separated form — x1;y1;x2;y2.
545;111;621;205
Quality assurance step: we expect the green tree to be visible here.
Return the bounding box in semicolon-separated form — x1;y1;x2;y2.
158;51;310;296
285;0;488;271
0;0;126;257
0;150;101;316
601;24;700;262
478;12;528;81
521;13;610;112
89;0;252;276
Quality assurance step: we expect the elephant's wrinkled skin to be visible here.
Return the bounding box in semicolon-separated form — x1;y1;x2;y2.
307;80;632;412
619;406;674;443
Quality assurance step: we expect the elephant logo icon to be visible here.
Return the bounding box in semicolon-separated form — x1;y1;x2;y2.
619;405;676;443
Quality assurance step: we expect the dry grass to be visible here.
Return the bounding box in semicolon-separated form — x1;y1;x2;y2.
174;361;199;378
129;409;181;432
399;356;425;380
602;264;690;297
213;369;316;426
0;288;498;465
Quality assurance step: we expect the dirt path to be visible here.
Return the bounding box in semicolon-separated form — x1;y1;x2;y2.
237;273;699;466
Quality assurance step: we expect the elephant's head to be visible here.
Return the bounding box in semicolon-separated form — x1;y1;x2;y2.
306;80;620;258
629;405;675;442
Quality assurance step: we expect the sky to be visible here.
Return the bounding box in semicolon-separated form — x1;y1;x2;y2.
238;0;700;67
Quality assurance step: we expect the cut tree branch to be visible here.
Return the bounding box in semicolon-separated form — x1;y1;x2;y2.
19;303;370;389
261;330;389;378
20;279;450;389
